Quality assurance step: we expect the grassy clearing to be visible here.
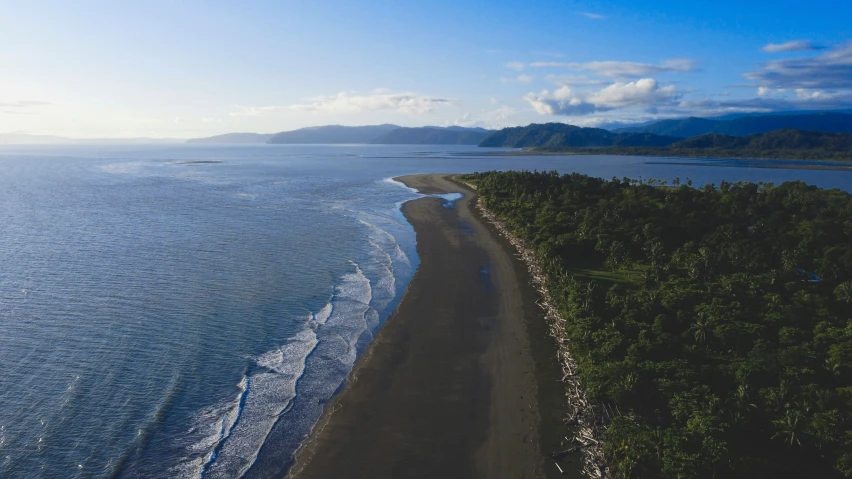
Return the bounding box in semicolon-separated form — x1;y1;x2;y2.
568;257;643;287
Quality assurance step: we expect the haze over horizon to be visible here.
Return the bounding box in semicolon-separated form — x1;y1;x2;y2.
2;0;851;138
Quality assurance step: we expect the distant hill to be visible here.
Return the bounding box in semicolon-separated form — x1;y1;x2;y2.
615;112;852;137
0;133;183;145
190;125;495;145
371;126;492;145
672;129;852;151
706;108;852;122
528;128;852;162
479;123;682;148
267;124;400;144
186;133;274;144
606;109;852;131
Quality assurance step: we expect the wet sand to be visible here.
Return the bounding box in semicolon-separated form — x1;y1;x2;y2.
287;174;575;479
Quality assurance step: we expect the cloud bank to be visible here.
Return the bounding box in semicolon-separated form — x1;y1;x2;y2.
745;42;852;90
762;41;824;53
528;59;697;78
231;91;452;117
524;78;679;116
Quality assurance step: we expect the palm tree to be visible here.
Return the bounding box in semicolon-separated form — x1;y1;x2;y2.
690;313;711;344
772;411;805;446
835;282;852;304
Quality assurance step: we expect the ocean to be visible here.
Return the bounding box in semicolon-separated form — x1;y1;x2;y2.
1;144;850;479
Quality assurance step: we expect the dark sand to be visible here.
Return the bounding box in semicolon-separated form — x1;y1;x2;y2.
287;174;578;479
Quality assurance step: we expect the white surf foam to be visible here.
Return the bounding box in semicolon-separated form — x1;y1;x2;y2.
202;329;318;478
310;302;333;328
381;176;419;194
174;262;380;479
321;263;373;366
174;326;318;479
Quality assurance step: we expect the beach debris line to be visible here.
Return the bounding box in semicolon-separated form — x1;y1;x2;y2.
460;179;611;479
551;443;591;459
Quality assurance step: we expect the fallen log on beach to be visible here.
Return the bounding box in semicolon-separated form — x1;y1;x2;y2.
551;443;591;459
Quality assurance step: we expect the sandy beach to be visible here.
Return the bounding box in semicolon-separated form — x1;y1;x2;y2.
287;174;578;479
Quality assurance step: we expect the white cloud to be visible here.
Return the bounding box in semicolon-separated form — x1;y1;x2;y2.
745;42;852;89
757;86;786;96
201;117;221;123
451;106;518;129
231;91;452;117
524;86;598;115
579;12;605;19
288;91;451;114
505;61;526;71
678;91;852;115
589;79;678;107
758;86;846;101
524;78;679;116
762;41;823;53
528;59;697;78
794;88;841;100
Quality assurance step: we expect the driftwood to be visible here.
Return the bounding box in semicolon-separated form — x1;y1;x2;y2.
551;443;591;459
461;180;611;479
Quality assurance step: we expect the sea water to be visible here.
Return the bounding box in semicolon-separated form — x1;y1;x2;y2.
1;144;850;479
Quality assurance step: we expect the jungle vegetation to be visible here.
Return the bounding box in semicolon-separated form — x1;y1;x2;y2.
460;170;852;478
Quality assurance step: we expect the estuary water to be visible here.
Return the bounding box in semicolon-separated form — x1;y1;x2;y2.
0;144;850;479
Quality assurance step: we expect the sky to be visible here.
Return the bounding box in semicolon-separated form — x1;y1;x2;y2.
1;0;851;138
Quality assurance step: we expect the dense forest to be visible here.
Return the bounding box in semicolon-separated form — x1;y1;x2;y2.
478;123;682;148
614;112;852;138
369;126;490;145
672;129;852;150
525;129;852;161
459;171;852;478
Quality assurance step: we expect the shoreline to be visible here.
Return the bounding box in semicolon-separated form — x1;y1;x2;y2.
463;180;609;478
286;174;578;478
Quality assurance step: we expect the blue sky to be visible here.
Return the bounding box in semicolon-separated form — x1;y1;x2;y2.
1;0;851;137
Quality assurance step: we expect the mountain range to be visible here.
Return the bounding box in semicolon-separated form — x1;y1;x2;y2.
8;110;852;147
482;125;852;161
671;129;852;151
188;125;493;145
369;126;492;145
478;123;682;148
185;133;274;144
614;112;852;138
267;124;399;144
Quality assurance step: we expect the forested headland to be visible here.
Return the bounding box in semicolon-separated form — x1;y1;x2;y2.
613;112;852;138
532;129;852;162
478;123;852;161
460;171;852;478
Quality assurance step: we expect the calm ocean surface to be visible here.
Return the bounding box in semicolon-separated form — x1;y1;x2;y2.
1;144;850;479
